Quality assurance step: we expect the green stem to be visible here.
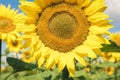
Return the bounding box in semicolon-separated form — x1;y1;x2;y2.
114;60;118;80
62;66;69;80
88;58;92;73
114;66;117;80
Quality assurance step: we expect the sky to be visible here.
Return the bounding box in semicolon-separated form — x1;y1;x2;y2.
105;0;120;32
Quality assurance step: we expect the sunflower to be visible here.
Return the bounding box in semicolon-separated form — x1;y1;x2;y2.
6;37;23;52
104;67;115;75
110;33;120;47
19;0;112;76
102;52;120;62
21;50;35;63
0;4;26;42
102;33;120;62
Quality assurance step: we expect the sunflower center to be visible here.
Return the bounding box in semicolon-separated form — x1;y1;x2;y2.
37;3;89;52
48;12;77;39
12;40;18;47
0;16;15;33
0;21;9;27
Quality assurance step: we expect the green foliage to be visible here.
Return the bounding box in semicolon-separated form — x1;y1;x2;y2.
73;61;120;80
1;57;120;80
7;57;37;73
101;40;120;52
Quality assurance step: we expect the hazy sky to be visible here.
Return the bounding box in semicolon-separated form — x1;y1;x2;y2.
105;0;120;32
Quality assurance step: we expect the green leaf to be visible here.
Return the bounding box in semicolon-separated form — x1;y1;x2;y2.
7;57;37;73
101;40;120;52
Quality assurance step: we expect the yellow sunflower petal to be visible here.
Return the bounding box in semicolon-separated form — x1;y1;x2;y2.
35;0;47;9
38;57;45;68
74;53;87;66
88;13;109;23
85;0;106;16
1;33;7;41
46;53;55;69
19;1;41;23
87;35;107;44
75;45;96;58
81;0;90;7
67;59;75;76
58;54;68;72
89;26;111;35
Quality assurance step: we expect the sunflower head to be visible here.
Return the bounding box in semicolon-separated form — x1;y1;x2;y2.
0;4;26;41
21;50;35;63
104;67;115;75
6;38;23;53
110;33;120;47
19;0;112;76
102;52;120;62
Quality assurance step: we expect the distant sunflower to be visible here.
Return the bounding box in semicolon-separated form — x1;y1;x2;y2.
110;33;120;47
104;67;115;75
6;38;23;52
102;33;120;62
102;52;120;62
20;0;112;76
21;50;35;63
0;4;26;42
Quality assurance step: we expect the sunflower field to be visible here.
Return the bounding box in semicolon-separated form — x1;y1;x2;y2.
0;0;120;80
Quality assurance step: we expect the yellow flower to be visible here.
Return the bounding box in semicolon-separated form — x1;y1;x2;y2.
102;52;120;62
19;0;112;76
110;33;120;47
102;33;120;62
104;67;115;75
21;50;35;63
0;4;26;42
6;38;23;53
85;67;90;72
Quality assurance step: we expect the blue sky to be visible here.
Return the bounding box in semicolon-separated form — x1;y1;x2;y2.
0;0;19;9
105;0;120;32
